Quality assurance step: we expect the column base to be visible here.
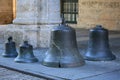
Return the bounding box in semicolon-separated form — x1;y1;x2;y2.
4;24;58;48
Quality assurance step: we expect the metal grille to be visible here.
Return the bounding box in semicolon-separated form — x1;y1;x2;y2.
61;0;78;24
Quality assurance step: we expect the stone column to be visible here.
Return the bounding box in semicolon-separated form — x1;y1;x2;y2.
5;0;61;48
38;0;62;47
13;0;40;24
39;0;61;24
13;0;61;25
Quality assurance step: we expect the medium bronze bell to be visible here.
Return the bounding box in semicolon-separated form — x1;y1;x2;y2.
14;41;38;63
85;25;116;61
42;21;85;68
2;36;18;57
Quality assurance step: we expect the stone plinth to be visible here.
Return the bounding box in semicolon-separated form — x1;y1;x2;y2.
4;24;57;48
78;0;120;30
4;25;38;48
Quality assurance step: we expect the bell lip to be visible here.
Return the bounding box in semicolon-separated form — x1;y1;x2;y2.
14;57;38;63
41;61;85;68
85;55;116;61
2;53;18;58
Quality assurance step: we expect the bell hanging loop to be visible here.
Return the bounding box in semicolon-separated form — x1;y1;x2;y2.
61;14;66;25
59;13;68;26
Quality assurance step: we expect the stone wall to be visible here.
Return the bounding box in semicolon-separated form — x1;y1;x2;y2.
78;0;120;30
0;0;15;24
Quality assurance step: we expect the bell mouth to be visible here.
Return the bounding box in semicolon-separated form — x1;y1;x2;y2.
85;55;116;61
42;61;85;68
2;53;17;58
14;57;38;63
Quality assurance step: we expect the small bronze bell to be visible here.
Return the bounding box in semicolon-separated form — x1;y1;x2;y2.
2;36;18;57
85;25;116;61
14;41;38;63
42;19;85;68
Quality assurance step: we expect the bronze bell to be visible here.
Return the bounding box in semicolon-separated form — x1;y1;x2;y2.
85;25;116;61
42;20;85;68
2;36;18;57
14;41;38;63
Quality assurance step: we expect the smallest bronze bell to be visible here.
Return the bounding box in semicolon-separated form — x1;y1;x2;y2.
2;36;18;57
14;41;38;63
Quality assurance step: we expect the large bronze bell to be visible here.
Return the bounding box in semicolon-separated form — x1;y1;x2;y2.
2;36;18;57
42;21;85;68
14;41;38;63
85;25;116;61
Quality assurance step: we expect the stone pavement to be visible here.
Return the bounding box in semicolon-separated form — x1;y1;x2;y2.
0;27;120;80
0;67;46;80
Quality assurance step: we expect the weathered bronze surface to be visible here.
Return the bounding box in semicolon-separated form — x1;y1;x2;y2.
85;25;116;61
14;41;38;63
42;22;85;68
2;36;18;57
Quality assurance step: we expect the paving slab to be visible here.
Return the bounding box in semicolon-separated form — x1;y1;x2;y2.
0;67;46;80
81;70;120;80
0;48;120;80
